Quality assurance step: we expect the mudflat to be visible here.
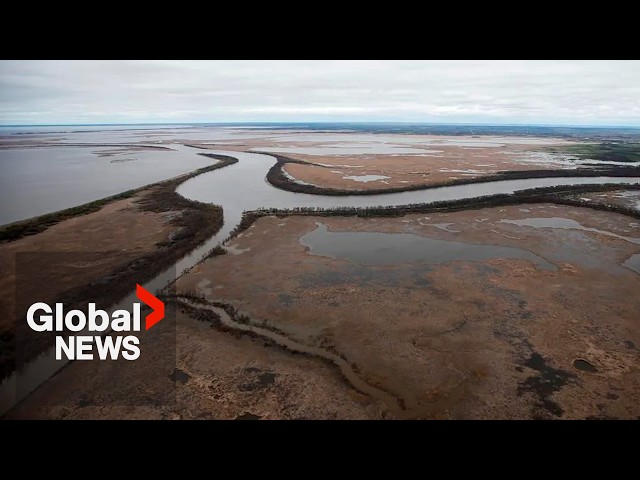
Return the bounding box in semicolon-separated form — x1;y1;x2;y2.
2;128;638;419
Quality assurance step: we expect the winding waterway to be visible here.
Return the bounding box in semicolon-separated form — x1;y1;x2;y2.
174;297;405;415
2;146;639;416
176;149;640;247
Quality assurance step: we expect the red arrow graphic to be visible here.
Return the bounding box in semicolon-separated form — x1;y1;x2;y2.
136;283;165;330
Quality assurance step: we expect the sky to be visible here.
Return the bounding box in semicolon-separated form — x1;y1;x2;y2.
0;60;639;126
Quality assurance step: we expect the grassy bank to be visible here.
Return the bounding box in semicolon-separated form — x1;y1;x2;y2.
226;183;640;241
260;151;640;196
0;153;238;383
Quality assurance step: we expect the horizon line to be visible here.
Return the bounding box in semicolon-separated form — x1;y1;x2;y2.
2;121;640;129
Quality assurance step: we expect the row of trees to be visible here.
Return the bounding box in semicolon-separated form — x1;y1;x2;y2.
223;183;640;242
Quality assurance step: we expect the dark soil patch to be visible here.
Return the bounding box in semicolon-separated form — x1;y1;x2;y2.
239;367;277;392
573;359;598;373
235;412;261;420
169;368;191;384
518;352;577;417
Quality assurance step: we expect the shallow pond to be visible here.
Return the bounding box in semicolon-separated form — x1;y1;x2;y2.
343;174;390;183
300;222;556;270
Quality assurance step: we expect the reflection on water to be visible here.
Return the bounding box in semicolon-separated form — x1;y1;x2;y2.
0;125;276;144
262;133;569;146
300;223;557;270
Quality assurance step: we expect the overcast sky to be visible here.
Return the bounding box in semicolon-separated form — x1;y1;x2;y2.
0;60;638;126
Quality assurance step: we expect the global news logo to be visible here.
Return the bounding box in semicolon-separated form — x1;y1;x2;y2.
25;284;164;361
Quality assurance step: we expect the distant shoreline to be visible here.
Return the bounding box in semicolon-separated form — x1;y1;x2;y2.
263;151;640;197
2;122;640;129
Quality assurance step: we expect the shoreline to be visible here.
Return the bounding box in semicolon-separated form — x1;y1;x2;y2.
225;183;640;241
0;153;236;242
174;183;640;419
0;143;173;150
0;153;238;382
261;151;640;196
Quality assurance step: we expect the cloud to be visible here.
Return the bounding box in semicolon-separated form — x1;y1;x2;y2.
0;60;638;126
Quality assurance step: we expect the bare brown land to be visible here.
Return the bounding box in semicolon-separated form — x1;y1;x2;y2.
0;194;173;380
8;203;639;419
281;145;566;190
